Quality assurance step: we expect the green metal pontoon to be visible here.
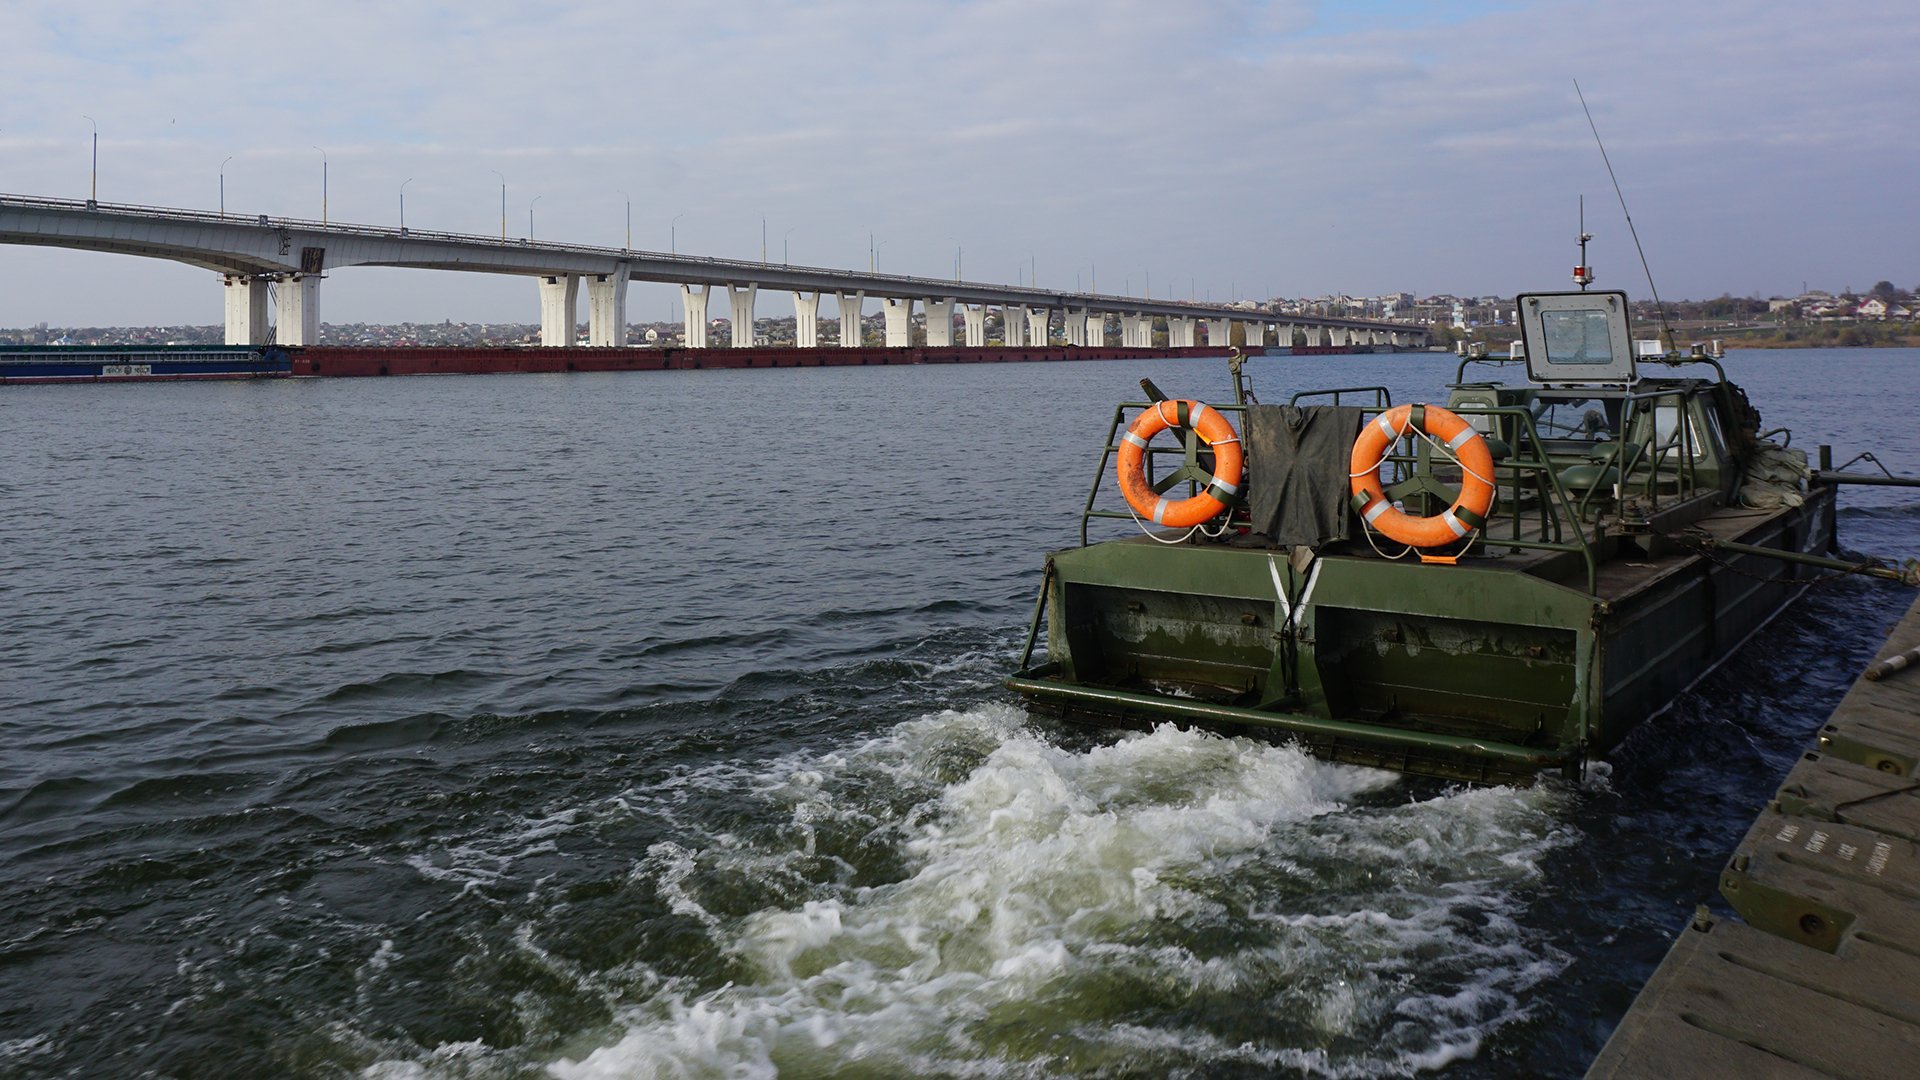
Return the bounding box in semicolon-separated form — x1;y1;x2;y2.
1008;290;1857;784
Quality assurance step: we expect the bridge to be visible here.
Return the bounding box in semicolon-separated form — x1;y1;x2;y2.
0;193;1426;352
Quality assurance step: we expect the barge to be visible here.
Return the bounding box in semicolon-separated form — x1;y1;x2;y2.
0;343;291;383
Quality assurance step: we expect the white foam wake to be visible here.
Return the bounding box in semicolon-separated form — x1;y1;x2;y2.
539;704;1574;1079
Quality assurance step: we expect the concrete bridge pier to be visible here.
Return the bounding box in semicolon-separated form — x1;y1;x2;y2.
727;285;757;347
681;284;711;348
1304;326;1323;347
924;298;954;346
882;296;913;346
792;291;821;347
1204;318;1230;348
962;304;987;347
1003;305;1028;346
1086;313;1106;346
1026;307;1050;346
1123;314;1153;347
1168;317;1196;348
1275;324;1294;348
539;274;580;346
1064;308;1087;347
222;274;270;345
276;273;321;346
1330;327;1349;349
586;268;628;346
1243;322;1265;348
835;291;864;347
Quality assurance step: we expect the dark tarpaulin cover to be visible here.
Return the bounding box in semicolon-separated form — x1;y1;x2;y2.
1244;404;1363;548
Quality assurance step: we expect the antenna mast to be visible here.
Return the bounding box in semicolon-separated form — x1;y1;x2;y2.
1574;195;1594;290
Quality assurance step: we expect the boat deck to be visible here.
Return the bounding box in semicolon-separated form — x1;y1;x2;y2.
1586;593;1920;1079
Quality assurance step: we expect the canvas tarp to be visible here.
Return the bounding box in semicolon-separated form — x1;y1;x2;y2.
1244;404;1363;548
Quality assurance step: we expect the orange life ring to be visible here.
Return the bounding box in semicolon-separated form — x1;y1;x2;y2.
1116;399;1244;528
1349;403;1495;548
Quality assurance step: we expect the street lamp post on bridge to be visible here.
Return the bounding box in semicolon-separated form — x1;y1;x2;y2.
219;155;233;217
400;177;413;233
489;170;506;240
529;195;542;240
311;146;327;225
82;115;97;205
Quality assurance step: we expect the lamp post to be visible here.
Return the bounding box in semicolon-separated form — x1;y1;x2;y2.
82;115;97;204
400;177;413;232
219;155;233;216
529;195;542;240
489;170;506;240
311;146;327;225
783;226;795;265
761;214;767;264
946;236;961;281
618;190;631;250
671;213;683;254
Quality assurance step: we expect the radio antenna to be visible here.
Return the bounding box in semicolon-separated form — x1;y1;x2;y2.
1574;79;1675;352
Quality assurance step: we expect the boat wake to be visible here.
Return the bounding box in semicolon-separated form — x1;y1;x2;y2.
363;705;1583;1079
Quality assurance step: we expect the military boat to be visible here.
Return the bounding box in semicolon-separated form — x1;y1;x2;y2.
1007;286;1913;784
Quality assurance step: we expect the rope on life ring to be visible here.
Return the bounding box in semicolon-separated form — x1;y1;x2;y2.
1115;399;1244;528
1348;403;1495;549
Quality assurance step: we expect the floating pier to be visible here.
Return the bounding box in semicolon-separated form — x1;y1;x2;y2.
1589;594;1920;1079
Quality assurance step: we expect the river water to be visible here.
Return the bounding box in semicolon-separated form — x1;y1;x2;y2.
2;348;1915;1079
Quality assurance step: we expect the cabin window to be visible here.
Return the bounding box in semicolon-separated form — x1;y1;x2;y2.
1652;403;1710;459
1540;309;1616;366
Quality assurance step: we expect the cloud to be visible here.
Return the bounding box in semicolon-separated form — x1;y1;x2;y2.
1;0;1915;325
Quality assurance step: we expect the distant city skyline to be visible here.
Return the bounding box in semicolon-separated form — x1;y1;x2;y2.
2;0;1914;327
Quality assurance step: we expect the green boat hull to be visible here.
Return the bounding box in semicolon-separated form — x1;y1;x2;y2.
1008;488;1836;784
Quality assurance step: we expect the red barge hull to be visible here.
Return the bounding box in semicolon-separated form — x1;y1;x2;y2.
288;344;1315;378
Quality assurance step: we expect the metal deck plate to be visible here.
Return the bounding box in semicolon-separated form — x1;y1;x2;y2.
1589;595;1920;1079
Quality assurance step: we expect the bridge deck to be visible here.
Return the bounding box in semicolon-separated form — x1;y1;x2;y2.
1587;593;1920;1080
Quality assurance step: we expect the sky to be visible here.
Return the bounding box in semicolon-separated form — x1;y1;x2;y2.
1;0;1914;327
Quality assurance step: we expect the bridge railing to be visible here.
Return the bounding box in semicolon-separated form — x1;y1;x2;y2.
0;191;1419;330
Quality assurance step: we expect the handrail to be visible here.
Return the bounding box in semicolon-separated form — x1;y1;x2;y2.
1078;400;1249;545
1362;402;1602;593
1590;385;1711;515
1287;385;1392;409
1071;397;1602;593
1452;355;1529;384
